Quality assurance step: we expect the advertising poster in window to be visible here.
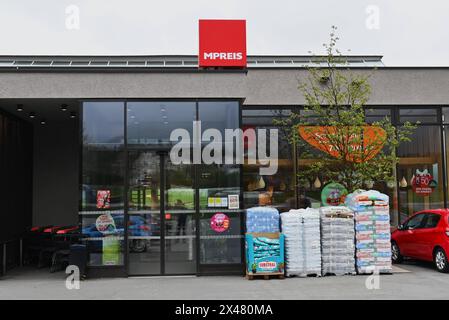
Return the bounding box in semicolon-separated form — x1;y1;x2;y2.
96;190;111;209
411;169;437;196
228;195;239;209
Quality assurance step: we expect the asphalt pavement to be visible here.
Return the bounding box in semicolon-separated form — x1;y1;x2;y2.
0;260;448;300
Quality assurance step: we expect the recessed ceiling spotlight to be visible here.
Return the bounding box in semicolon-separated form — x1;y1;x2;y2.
29;112;36;119
60;104;68;112
70;112;77;119
40;119;46;125
17;104;24;112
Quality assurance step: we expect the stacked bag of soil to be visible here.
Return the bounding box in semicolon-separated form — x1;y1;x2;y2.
253;237;281;260
319;206;356;276
246;206;280;233
346;190;392;274
281;208;321;277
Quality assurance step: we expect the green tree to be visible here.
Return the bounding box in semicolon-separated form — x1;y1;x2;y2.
276;26;416;192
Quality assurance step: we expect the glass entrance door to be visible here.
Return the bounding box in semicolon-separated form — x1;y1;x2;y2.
127;150;196;275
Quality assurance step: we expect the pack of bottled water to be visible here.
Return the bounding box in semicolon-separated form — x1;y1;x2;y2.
245;206;280;233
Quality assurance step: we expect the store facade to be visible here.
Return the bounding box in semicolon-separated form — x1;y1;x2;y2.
2;54;449;276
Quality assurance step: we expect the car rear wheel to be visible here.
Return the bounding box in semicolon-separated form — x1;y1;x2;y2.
434;248;449;273
391;241;403;264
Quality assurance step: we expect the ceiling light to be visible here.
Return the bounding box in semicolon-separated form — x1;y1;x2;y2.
17;104;24;112
40;119;46;125
60;104;68;112
70;112;77;119
29;112;36;119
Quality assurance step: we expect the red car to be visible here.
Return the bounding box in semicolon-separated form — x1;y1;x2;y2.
391;209;449;273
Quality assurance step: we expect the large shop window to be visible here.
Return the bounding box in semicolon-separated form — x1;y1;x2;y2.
242;109;297;212
127;102;196;149
81;102;125;267
397;125;444;222
198;102;242;265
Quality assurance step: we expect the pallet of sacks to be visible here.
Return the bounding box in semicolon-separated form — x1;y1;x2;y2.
319;206;356;276
245;233;285;279
346;190;392;274
281;208;321;277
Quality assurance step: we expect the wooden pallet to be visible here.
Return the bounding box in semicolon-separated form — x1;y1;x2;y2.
246;272;285;280
357;271;393;275
322;272;357;277
286;272;321;278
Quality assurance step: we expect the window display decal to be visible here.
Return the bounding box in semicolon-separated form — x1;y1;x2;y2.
221;197;228;208
411;169;437;196
95;214;116;234
207;197;215;207
321;182;348;206
228;194;240;209
210;213;230;233
298;126;386;163
102;237;120;266
96;190;111;209
215;197;223;207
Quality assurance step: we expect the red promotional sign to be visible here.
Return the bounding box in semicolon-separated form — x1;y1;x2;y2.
199;19;247;68
412;169;437;196
210;213;230;233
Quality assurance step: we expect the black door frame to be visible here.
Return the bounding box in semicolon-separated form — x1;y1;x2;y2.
81;99;245;277
126;149;198;276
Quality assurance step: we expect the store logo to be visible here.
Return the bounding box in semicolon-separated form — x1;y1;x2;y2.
199;19;247;68
169;121;278;175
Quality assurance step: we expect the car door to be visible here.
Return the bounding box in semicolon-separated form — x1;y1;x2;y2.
399;213;427;257
417;213;442;261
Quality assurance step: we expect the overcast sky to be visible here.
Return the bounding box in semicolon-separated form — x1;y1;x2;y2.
1;0;449;66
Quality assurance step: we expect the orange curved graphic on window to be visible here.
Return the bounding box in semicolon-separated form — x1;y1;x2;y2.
298;126;386;163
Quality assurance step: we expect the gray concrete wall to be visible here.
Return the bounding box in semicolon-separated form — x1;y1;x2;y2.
32;120;79;226
0;68;449;105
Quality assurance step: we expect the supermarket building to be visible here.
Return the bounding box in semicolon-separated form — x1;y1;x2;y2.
2;23;449;277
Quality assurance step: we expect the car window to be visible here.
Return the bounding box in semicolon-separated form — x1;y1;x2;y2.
423;213;441;228
405;214;426;230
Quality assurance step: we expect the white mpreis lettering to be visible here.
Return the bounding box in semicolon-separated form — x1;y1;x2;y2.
203;52;243;60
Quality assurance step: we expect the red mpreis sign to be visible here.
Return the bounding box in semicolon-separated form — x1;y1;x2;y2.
199;19;247;68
